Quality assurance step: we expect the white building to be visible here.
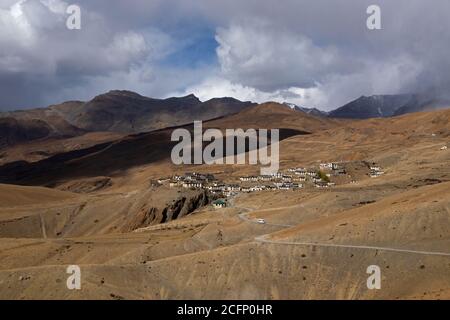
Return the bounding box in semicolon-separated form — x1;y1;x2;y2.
169;181;180;188
240;176;258;182
320;163;333;169
294;169;307;176
226;185;241;191
212;199;227;208
183;182;203;188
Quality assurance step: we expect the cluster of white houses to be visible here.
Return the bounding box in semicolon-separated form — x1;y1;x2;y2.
239;172;307;183
168;172;216;189
154;161;388;209
163;165;341;196
318;162;347;175
369;165;385;178
159;161;385;197
166;172;303;197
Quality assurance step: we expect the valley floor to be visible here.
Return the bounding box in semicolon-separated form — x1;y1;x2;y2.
0;108;449;300
0;177;449;299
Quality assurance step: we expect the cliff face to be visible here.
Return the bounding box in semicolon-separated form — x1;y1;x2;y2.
0;185;215;238
123;190;212;231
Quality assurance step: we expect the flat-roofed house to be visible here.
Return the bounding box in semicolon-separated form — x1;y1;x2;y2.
212;199;227;209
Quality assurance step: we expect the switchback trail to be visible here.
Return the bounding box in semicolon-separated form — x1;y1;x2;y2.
237;205;450;257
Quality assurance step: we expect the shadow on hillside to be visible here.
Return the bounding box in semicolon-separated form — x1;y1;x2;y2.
0;126;308;187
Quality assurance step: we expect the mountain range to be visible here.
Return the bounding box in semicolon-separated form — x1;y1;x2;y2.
283;103;329;117
1;90;450;150
0;103;341;186
327;94;450;119
0;90;255;147
0;93;449;300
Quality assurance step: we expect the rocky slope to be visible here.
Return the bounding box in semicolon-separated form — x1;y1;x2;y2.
329;95;414;119
0;90;255;139
329;94;450;119
123;189;213;231
0;102;335;187
0;185;213;239
0;116;84;148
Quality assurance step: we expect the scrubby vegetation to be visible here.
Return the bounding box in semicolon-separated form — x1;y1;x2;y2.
317;170;330;183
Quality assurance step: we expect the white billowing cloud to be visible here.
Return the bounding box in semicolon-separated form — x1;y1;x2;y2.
180;76;327;107
2;0;450;110
0;0;183;107
0;0;33;46
0;0;175;75
306;54;424;108
184;19;426;110
215;19;352;92
106;32;148;67
39;0;67;14
0;0;82;73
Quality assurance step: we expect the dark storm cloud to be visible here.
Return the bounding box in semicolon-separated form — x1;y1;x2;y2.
1;0;450;110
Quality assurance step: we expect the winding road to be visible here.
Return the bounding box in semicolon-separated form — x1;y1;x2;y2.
237;205;450;257
39;213;47;239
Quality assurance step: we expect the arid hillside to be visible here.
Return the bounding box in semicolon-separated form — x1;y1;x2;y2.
0;102;337;187
0;91;255;145
0;105;449;300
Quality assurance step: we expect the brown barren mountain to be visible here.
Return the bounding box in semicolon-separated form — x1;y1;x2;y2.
0;103;449;300
0;90;255;136
0;102;338;186
0;91;255;163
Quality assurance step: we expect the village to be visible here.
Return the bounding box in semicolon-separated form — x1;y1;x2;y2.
154;161;386;208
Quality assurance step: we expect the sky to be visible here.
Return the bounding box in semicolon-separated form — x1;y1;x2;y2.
1;0;450;111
